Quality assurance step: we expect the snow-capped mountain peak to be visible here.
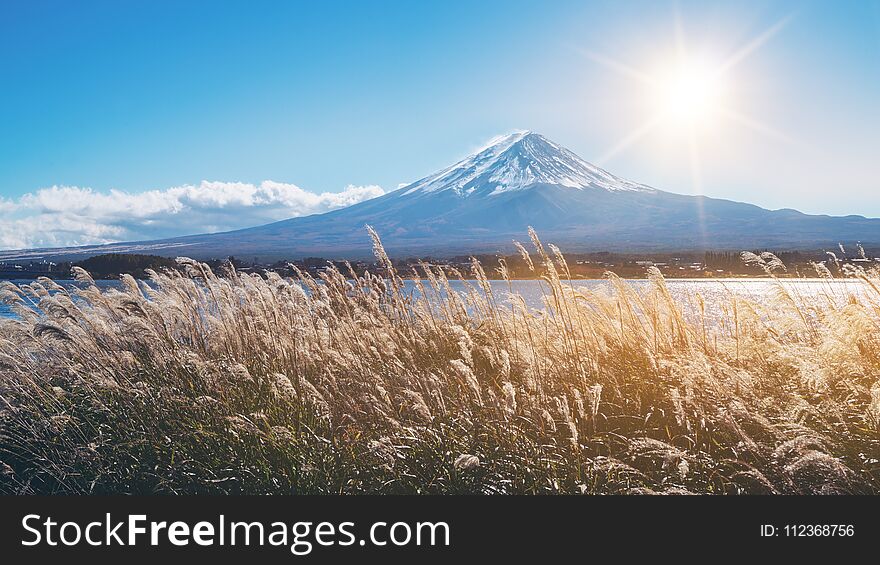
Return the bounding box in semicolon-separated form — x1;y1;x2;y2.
401;131;653;197
13;129;880;262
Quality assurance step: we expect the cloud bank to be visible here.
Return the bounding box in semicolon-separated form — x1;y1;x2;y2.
0;181;385;250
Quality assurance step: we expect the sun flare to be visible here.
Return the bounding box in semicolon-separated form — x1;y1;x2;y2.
583;11;793;170
655;61;724;127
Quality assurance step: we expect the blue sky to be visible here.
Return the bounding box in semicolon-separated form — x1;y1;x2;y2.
0;0;878;249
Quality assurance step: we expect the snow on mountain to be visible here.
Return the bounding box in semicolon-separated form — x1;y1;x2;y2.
402;131;652;197
7;130;880;261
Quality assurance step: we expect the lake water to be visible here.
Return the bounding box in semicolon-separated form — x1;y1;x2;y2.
0;278;870;321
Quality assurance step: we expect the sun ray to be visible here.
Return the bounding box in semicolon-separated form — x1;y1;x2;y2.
714;13;794;77
573;47;656;86
717;106;806;148
596;113;667;164
673;0;687;59
687;125;709;247
580;8;798;172
687;128;704;194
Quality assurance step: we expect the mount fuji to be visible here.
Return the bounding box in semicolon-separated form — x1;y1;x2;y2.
7;131;880;260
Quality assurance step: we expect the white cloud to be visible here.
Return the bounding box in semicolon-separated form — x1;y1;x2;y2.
0;181;384;250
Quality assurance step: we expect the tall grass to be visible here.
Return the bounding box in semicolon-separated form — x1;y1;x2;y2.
1;229;879;494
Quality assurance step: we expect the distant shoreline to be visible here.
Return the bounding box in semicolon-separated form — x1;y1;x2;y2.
5;249;874;283
0;275;864;283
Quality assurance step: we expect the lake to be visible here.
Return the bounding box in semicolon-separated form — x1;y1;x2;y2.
0;278;870;321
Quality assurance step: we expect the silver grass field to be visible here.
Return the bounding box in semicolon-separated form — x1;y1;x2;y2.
1;229;879;494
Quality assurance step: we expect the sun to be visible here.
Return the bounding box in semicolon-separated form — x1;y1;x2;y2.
654;60;724;128
582;11;793;166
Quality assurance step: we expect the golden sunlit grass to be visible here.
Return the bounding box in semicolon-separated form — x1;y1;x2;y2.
1;229;879;494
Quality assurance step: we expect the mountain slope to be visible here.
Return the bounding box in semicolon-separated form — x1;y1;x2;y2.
399;130;652;196
4;131;880;261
